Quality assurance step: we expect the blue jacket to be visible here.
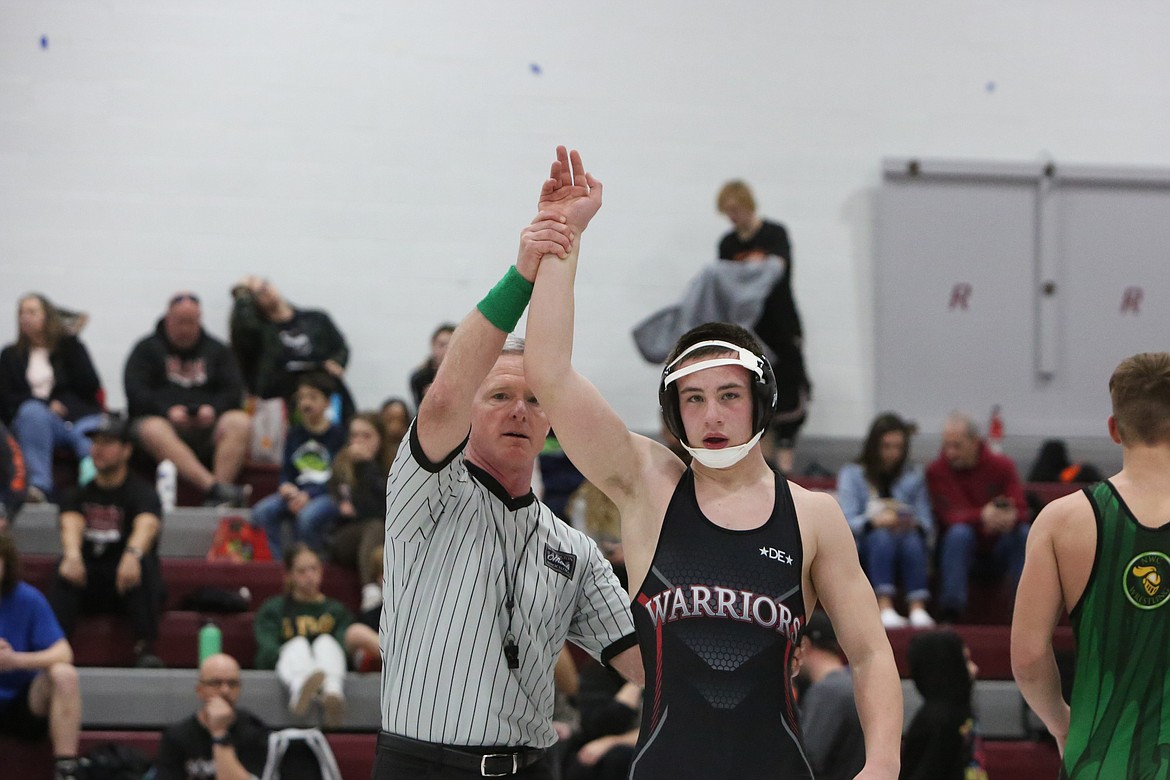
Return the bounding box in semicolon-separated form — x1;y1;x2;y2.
836;463;934;540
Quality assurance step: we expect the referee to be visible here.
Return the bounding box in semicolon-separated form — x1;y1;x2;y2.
373;209;641;779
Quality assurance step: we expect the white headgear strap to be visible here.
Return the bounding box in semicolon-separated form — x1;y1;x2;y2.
663;340;764;389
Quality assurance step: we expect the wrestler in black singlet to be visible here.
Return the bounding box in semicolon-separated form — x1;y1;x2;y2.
630;468;811;779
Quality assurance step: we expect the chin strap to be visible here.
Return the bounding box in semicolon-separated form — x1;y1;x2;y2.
683;429;765;470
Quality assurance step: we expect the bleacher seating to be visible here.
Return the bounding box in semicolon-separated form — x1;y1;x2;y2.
56;452;280;510
12;504;231;558
4;729;379;779
984;739;1062;776
3;731;1063;779
887;624;1073;680
16;553;360;666
174;462;281;508
19;555;361;614
6;477;1089;779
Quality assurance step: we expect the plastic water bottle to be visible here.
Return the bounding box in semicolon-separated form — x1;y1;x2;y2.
156;459;177;515
198;621;222;663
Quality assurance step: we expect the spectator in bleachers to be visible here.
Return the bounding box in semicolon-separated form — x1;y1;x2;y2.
561;662;640;780
0;533;83;780
250;374;345;559
1025;438;1103;484
716;180;811;474
408;322;455;408
566;480;626;589
0;293;104;503
343;545;382;673
327;412;393;594
229;275;356;422
123;292;250;508
0;421;27;531
47;414;165;668
377;397;410;463
254;544;352;729
797;610;866;780
925;412;1030;622
152;652;270;780
900;630;986;780
837;413;935;629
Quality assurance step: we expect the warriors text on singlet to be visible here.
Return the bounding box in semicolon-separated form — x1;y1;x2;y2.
1063;481;1170;779
630;468;811;779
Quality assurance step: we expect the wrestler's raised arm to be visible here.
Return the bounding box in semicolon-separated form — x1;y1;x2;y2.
416;210;572;463
526;147;679;512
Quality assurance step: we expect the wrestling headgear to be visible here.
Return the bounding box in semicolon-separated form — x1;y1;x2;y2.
659;339;778;469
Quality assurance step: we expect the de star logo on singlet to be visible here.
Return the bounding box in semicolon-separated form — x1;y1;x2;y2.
1124;552;1170;610
759;546;793;565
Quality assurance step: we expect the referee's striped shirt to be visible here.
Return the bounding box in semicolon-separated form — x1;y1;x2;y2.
380;423;637;748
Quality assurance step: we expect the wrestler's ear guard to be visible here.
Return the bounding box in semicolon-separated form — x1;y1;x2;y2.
658;340;778;446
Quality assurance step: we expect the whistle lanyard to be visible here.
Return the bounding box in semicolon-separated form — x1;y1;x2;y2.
492;509;540;670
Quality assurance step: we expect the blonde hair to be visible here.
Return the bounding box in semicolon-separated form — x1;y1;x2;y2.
716;180;756;214
570;482;621;545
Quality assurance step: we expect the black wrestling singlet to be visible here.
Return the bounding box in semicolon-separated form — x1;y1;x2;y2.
630;469;810;780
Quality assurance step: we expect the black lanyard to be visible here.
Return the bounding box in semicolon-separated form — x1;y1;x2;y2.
492;509;539;670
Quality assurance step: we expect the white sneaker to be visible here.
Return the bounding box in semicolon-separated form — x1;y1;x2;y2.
289;669;326;716
909;608;937;629
880;607;909;629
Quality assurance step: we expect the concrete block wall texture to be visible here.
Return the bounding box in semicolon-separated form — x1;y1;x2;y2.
2;1;1168;437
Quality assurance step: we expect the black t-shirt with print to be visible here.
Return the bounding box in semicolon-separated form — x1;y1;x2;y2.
59;473;161;561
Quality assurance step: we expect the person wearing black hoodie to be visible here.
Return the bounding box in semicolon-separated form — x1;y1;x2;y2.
123;292;249;507
901;630;988;780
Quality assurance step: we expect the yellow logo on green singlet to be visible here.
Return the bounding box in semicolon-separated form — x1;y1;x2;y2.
1124;552;1170;609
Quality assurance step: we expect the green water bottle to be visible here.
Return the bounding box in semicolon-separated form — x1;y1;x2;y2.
198;621;222;663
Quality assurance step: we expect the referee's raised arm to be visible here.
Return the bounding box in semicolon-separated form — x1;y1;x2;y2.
414;210;573;465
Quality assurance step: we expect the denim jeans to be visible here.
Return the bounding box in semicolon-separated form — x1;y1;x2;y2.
861;527;931;603
251;491;339;559
938;521;1030;615
12;399;101;496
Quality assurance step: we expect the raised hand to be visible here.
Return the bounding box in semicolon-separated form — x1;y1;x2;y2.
537;146;603;233
515;211;574;282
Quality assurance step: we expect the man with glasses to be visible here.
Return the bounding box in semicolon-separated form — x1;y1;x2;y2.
124;292;250;508
153;653;270;780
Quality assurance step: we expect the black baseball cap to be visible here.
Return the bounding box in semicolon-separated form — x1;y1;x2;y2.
85;414;130;442
801;610;839;651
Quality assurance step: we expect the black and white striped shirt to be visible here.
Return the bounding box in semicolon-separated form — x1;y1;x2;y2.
380;423;636;748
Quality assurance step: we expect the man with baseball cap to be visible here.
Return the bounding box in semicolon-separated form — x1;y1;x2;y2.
48;414;166;667
797;611;866;780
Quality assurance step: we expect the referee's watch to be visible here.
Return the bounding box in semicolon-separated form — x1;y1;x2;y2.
210;734;232;747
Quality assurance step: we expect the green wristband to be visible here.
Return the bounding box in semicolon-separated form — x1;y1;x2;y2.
477;265;534;333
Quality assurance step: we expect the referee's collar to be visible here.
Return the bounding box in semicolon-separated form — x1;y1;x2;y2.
466;461;537;511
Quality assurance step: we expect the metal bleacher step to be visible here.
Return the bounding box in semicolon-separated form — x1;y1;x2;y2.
11;504;243;558
73;668;1033;740
78;668;383;730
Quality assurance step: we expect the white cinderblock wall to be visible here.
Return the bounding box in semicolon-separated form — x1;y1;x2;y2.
2;1;1169;437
